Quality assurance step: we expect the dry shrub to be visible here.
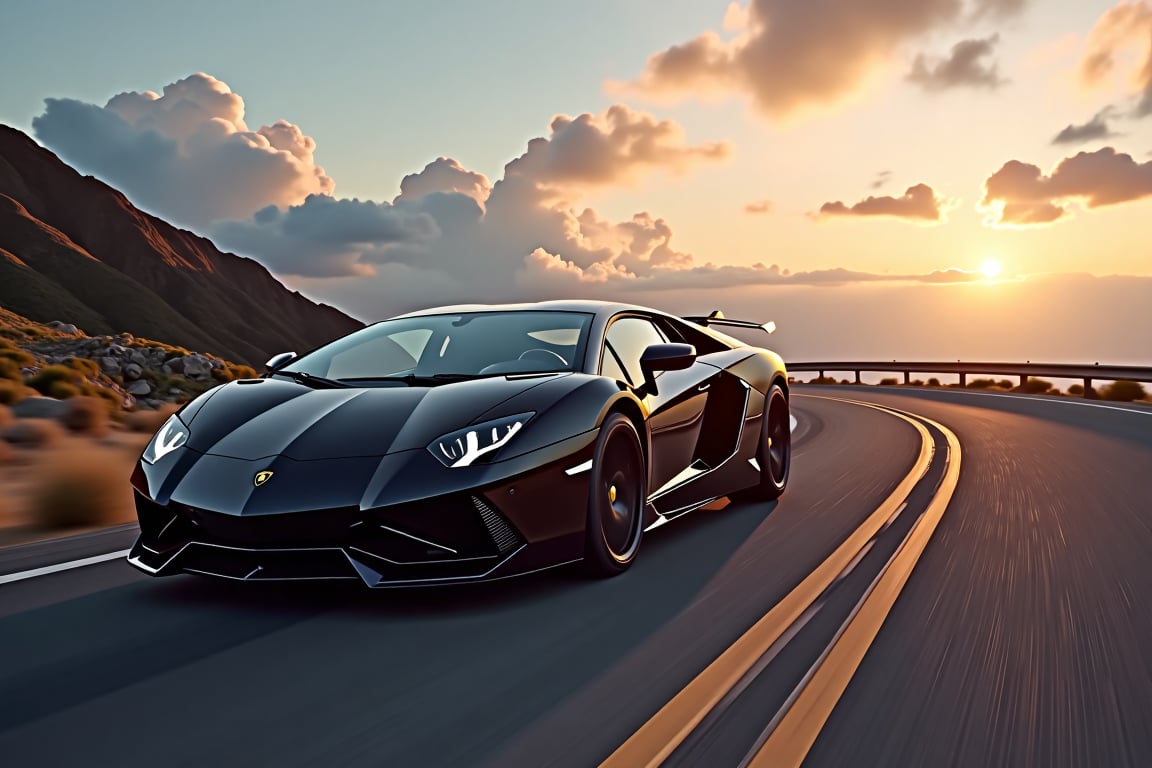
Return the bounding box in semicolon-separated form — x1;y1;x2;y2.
879;377;898;385
47;380;80;399
27;447;135;529
0;381;26;405
62;396;110;437
0;358;22;382
1101;380;1147;402
124;404;179;433
1021;378;1053;394
2;418;66;448
0;347;34;367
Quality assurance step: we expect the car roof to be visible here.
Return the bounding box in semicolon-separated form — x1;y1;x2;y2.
390;299;667;322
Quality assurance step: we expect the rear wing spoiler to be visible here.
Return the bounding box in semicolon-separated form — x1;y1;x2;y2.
683;310;776;335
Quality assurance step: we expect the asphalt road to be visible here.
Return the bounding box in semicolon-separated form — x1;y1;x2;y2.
0;386;1149;767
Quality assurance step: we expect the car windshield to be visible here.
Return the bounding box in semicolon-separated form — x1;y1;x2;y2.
278;310;594;383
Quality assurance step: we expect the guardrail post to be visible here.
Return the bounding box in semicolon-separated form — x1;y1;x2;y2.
1020;374;1028;388
818;370;824;381
854;370;861;384
1083;378;1092;398
959;372;966;387
903;371;911;385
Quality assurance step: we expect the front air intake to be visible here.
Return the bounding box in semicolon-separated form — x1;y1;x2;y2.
472;495;521;554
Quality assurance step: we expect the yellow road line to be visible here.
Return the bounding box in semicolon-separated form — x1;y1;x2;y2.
749;403;962;766
601;397;936;768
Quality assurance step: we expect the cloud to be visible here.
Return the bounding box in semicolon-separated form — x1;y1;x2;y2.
395;157;491;205
818;184;945;221
30;72;995;315
31;73;334;227
1052;106;1120;144
907;35;1007;91
744;199;774;214
613;0;1027;117
1081;1;1152;116
871;170;894;190
982;146;1152;225
210;194;441;277
502;105;730;191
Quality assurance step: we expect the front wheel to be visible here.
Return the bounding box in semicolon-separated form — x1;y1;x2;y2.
736;383;790;502
582;413;646;577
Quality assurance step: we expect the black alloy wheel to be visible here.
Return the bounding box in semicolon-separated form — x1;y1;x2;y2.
583;413;646;576
737;383;790;502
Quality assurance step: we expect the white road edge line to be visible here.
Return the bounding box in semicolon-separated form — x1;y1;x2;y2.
871;386;1152;416
0;549;132;586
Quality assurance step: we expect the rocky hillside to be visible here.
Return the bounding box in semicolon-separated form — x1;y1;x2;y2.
0;124;362;366
0;306;257;411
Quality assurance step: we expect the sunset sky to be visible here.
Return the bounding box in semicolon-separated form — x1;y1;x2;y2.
1;0;1150;363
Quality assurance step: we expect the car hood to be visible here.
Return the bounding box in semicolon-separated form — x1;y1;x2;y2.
180;374;566;460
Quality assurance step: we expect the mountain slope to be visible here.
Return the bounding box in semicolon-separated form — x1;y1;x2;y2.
0;125;362;365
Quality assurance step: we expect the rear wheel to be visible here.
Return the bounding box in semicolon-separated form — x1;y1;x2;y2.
583;413;645;577
737;383;790;502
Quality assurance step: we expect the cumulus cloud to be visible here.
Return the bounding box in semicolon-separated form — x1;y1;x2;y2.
1081;2;1152;116
395;157;491;205
819;184;944;221
907;35;1007;91
31;73;333;227
210;194;441;277
1052;107;1120;144
30;72;987;313
502;105;730;191
614;0;1027;117
982;147;1152;225
744;199;774;214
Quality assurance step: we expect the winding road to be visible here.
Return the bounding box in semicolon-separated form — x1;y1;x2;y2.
1;386;1149;767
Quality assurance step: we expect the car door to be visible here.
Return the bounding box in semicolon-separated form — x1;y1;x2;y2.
601;315;719;498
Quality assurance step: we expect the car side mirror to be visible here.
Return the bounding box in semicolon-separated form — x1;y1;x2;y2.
639;343;696;394
264;351;297;372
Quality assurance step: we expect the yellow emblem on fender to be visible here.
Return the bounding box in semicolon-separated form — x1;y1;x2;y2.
254;470;274;487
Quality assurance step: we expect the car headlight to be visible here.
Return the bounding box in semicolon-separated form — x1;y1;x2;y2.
429;412;534;468
142;414;190;464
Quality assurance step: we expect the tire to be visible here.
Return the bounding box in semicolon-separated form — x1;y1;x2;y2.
582;413;646;577
736;383;790;502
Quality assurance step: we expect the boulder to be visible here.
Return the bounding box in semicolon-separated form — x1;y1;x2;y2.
165;357;186;374
183;354;213;380
98;356;122;376
123;362;143;380
127;380;152;396
46;321;81;335
11;397;71;420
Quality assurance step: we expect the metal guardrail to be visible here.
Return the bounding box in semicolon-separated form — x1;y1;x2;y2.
785;361;1152;397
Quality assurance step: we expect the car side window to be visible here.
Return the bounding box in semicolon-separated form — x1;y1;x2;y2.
600;344;629;383
604;316;667;385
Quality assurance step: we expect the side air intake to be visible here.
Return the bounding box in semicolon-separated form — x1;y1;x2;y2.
472;495;521;554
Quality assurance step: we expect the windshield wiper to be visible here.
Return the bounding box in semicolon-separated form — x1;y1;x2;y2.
338;372;514;385
273;370;347;389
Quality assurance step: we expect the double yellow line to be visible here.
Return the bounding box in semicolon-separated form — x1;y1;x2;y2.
602;396;962;768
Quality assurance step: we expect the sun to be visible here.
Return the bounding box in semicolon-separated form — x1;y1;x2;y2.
980;259;1002;279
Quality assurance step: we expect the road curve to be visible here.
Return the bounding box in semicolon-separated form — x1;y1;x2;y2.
0;386;1148;767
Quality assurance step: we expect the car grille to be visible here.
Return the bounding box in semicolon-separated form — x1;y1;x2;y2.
133;490;525;580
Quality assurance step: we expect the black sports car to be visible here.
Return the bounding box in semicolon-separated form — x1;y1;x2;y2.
127;301;790;586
